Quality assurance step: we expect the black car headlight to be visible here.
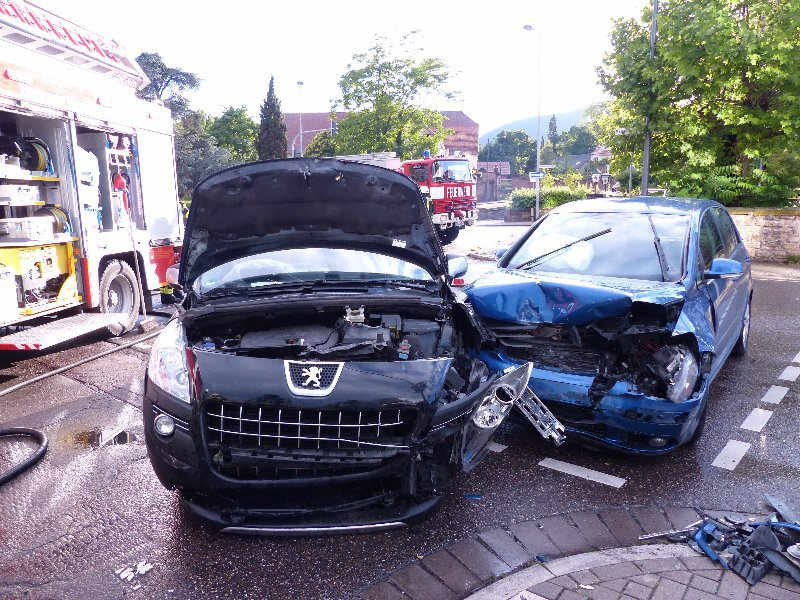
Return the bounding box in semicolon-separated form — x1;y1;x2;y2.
472;362;533;429
147;320;191;403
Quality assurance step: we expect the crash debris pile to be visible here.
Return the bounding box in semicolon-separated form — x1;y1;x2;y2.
640;496;800;586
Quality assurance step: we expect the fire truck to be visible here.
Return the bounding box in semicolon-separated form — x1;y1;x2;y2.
401;152;477;244
334;151;477;244
0;1;182;350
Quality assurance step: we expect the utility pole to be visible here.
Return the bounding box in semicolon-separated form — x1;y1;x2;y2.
641;0;658;196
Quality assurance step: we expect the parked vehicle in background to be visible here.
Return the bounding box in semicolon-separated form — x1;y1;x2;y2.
402;153;477;245
467;197;752;454
144;158;532;534
331;152;477;245
0;2;182;350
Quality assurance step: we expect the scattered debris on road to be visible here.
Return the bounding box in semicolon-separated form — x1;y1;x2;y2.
639;498;800;586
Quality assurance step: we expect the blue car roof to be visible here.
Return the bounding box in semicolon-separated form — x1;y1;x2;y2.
549;196;719;215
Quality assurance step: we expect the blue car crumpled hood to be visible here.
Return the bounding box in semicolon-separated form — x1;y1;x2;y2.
465;270;686;327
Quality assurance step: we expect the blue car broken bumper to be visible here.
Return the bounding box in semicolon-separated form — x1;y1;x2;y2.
481;352;709;455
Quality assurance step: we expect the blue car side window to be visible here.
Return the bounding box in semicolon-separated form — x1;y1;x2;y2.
699;213;723;271
712;208;738;257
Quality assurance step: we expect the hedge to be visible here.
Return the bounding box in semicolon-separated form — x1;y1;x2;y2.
509;186;590;210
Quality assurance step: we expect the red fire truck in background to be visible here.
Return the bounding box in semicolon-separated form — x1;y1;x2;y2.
401;152;476;244
335;151;477;244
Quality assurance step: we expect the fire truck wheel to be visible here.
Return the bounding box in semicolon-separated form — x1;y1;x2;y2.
99;259;140;335
437;227;460;245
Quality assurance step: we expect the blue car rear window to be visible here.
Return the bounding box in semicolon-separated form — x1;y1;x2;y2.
507;212;690;282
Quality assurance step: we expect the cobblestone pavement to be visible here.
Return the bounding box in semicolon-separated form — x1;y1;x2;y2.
361;507;800;600
489;549;800;600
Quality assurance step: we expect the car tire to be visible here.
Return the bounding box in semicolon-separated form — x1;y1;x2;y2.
731;297;751;357
438;227;459;245
99;259;140;335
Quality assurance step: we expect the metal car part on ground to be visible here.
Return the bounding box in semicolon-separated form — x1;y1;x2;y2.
639;497;800;586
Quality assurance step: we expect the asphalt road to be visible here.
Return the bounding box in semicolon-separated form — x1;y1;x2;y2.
0;224;798;599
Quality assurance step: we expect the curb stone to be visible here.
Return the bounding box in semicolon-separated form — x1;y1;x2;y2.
358;506;774;600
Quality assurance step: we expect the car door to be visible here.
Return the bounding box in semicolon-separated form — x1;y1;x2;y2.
697;210;739;363
711;207;751;335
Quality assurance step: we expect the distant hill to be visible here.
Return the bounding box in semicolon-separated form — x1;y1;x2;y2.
480;107;589;145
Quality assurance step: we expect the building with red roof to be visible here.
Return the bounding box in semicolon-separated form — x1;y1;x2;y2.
284;110;479;156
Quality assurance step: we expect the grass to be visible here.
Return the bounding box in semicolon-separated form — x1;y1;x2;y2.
785;254;800;265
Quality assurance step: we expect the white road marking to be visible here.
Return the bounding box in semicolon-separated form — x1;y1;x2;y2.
711;440;751;470
740;408;773;432
538;457;626;488
793;351;800;364
487;441;507;453
778;365;800;382
761;385;789;405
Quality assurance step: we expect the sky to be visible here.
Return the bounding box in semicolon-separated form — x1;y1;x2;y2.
41;0;646;133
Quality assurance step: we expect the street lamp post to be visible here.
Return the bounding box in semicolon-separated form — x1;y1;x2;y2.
297;81;304;157
523;24;542;219
641;0;659;196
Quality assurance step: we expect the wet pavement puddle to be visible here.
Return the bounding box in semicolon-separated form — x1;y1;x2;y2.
71;428;137;448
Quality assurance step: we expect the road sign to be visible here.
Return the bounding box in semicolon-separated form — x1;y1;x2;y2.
528;172;544;182
538;164;555;170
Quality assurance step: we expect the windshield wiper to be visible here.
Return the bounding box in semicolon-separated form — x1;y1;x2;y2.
515;228;612;271
647;215;672;282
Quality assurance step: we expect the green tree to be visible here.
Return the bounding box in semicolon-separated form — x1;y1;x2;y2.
548;114;558;146
598;0;800;206
304;130;338;157
135;52;200;118
209;106;258;163
557;125;597;155
173;112;231;199
331;32;455;158
257;76;288;160
478;130;537;175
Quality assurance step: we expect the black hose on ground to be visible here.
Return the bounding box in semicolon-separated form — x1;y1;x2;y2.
0;328;163;486
0;427;48;485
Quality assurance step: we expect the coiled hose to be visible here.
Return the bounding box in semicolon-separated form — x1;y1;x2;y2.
0;328;164;486
0;427;48;485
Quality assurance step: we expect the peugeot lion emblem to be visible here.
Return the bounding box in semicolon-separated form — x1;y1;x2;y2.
301;366;323;388
284;361;344;397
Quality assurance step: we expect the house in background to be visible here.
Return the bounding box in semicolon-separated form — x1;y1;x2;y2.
283;110;479;157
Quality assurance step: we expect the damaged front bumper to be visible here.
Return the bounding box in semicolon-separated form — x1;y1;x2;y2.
481;352;710;454
143;362;529;534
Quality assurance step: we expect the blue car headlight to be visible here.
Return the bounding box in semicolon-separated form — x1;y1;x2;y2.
665;347;699;403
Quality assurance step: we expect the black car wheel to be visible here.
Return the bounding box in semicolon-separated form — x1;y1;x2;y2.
731;296;751;357
99;259;140;335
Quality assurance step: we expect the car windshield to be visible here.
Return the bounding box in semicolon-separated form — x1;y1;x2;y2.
507;211;690;282
193;248;433;295
432;160;473;182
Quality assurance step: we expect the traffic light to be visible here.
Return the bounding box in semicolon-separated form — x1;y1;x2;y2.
331;120;338;136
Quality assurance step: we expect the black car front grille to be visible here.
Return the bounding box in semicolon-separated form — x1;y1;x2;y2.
205;402;416;451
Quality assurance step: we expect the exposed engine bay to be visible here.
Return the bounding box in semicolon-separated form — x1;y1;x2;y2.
185;303;490;404
488;304;703;404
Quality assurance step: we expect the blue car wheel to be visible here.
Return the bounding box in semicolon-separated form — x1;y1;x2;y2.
732;296;751;357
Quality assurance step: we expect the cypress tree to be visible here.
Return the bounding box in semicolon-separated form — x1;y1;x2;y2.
256;76;287;160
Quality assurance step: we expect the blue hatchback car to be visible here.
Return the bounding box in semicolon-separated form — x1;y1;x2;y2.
467;197;752;454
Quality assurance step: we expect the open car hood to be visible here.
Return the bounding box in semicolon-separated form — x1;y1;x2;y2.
179;159;447;288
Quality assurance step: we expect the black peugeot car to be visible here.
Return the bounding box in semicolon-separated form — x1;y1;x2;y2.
143;159;532;534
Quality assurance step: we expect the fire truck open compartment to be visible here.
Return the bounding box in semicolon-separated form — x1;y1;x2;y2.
0;109;82;326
